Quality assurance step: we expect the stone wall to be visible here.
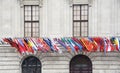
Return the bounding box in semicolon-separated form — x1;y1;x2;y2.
0;46;120;73
0;0;120;37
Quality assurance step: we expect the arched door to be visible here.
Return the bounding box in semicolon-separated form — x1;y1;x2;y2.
22;56;41;73
70;55;92;73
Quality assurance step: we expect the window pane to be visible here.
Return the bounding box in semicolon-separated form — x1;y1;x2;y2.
25;6;31;21
81;22;88;37
73;22;80;37
32;6;39;21
32;22;39;37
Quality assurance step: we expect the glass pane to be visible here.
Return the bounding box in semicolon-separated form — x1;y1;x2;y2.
84;6;88;10
32;6;39;21
74;6;77;10
25;22;31;37
77;10;80;15
25;6;31;21
74;11;77;16
77;6;80;10
81;22;88;37
76;16;80;20
81;15;88;20
32;22;39;37
73;22;80;37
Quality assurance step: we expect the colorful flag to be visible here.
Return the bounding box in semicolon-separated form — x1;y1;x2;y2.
57;38;67;50
80;38;93;52
92;37;105;52
39;38;50;52
52;38;62;53
88;37;98;51
62;38;71;52
15;39;26;54
64;38;75;52
22;39;33;53
68;38;79;52
36;38;47;52
110;37;119;51
72;37;83;51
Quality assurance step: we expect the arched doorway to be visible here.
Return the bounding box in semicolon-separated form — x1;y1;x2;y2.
22;56;41;73
70;55;92;73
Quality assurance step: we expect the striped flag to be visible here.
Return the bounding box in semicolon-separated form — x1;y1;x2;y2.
61;38;71;52
16;39;27;54
52;38;62;53
64;38;75;52
68;38;79;52
72;37;83;51
80;38;93;52
39;38;50;52
57;38;68;51
88;37;98;51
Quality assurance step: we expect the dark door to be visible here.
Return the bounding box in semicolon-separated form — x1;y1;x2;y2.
70;55;92;73
22;56;41;73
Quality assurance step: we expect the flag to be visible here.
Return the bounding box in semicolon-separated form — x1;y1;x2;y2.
0;39;5;44
24;38;35;53
28;38;38;51
110;37;119;51
22;39;34;53
34;38;43;51
43;38;54;52
52;38;62;53
72;37;83;51
3;38;18;48
61;38;71;52
80;38;93;52
68;38;79;52
88;37;98;51
36;38;47;52
47;38;55;52
92;37;105;52
57;38;68;51
64;38;75;52
24;38;34;53
16;39;26;54
39;38;50;52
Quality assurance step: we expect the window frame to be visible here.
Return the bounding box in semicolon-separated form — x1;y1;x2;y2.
70;55;92;73
73;4;89;37
21;56;41;73
24;5;40;37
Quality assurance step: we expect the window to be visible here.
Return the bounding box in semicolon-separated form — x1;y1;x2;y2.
24;5;39;37
70;55;92;73
73;4;89;37
22;56;41;73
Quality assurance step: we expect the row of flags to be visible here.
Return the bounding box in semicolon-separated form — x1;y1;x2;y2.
0;37;120;55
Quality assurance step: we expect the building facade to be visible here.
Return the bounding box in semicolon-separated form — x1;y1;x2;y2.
0;0;120;73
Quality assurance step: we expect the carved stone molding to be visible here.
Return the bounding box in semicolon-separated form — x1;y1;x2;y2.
39;0;43;7
19;0;43;8
69;0;73;7
68;0;93;7
88;0;93;7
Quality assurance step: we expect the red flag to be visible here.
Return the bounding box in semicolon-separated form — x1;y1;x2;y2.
92;37;105;52
22;39;34;53
80;38;93;52
38;38;51;52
